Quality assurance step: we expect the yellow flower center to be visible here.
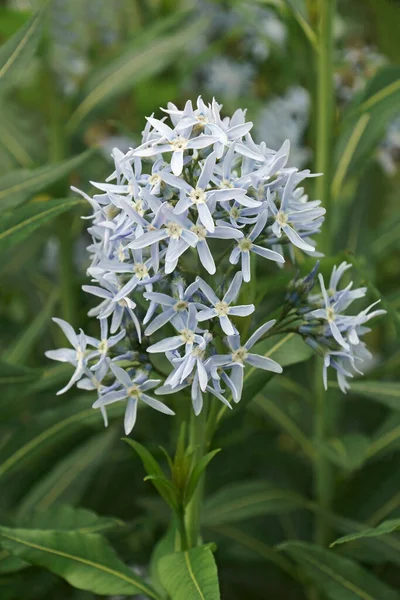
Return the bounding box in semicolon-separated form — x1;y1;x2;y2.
276;210;288;227
215;301;229;316
149;174;161;186
189;187;207;205
326;307;335;322
117;244;126;262
127;384;141;398
196;115;209;125
98;339;108;354
238;238;253;252
180;328;195;344
230;207;241;219
134;263;148;279
166;221;183;239
191;224;207;240
231;347;248;364
174;300;188;312
170;137;188;151
221;178;234;189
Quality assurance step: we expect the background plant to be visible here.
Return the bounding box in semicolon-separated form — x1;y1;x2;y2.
0;1;399;599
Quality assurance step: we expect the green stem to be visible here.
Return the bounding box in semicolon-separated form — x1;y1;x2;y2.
186;396;209;547
45;54;77;327
314;358;333;548
315;0;336;251
177;507;189;551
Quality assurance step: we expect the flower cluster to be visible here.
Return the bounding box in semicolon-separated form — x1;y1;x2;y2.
45;97;380;434
287;262;385;393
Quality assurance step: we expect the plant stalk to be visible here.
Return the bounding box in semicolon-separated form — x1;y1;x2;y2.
315;0;336;251
46;56;77;327
186;396;209;547
314;358;333;548
176;507;189;551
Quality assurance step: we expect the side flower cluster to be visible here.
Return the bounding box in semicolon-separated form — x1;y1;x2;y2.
45;97;380;434
287;262;385;393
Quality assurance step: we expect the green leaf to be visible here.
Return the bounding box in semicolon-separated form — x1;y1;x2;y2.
0;399;124;480
123;438;178;511
0;361;39;387
367;413;400;460
18;504;122;535
0;198;84;254
0;101;37;170
253;394;316;460
16;432;116;517
158;545;220;600
280;541;400;600
150;524;177;596
333;66;400;196
208;524;295;576
0;527;161;599
316;434;371;472
347;381;400;411
0;7;44;93
301;504;400;566
0;150;94;212
67;16;205;133
203;481;304;527
283;0;318;50
331;519;400;548
6;289;58;364
185;449;221;505
0;7;31;38
0;550;27;574
242;333;313;405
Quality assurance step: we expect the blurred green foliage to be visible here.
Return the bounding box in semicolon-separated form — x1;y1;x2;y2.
0;0;399;599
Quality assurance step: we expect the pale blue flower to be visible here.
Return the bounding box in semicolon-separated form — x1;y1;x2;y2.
196;272;254;335
147;305;202;354
45;318;96;395
163;333;213;392
210;320;282;402
93;364;174;434
267;172;325;252
133;117;218;176
143;279;201;336
83;274;141;338
88;318;126;371
229;208;284;281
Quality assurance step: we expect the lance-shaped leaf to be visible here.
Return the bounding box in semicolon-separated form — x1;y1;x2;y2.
242;333;313;406
280;541;400;600
284;0;318;50
0;198;84;254
316;434;371;472
0;527;161;599
0;7;44;93
0;361;39;387
0;503;122;575
185;449;221;505
18;504;122;535
367;413;400;461
346;381;400;411
253;394;316;460
0;399;124;481
333;66;400;198
0;150;94;212
6;289;58;365
67;16;205;133
158;545;220;600
331;519;400;548
123;438;179;511
203;481;304;527
16;432;117;517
